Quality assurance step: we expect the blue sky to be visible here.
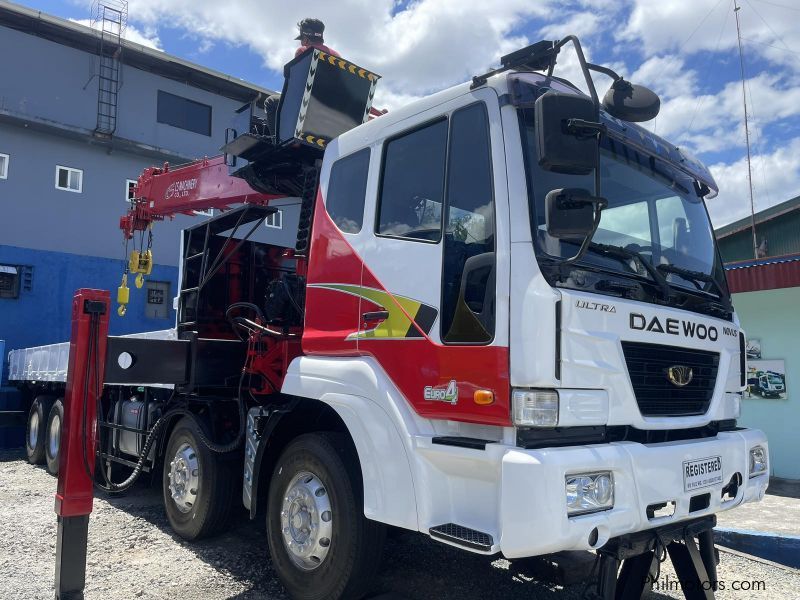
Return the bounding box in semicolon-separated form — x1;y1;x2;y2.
16;0;800;226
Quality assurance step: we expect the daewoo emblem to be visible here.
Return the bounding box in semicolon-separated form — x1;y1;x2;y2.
667;366;693;387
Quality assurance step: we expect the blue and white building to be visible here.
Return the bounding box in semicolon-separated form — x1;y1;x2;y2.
0;1;283;358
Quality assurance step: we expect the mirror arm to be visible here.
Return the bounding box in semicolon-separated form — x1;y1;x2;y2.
551;36;603;201
552;36;599;112
586;62;622;83
566;118;607;139
561;198;608;265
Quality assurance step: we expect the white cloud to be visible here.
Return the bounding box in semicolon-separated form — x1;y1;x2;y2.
708;136;800;227
125;0;554;97
69;18;162;50
93;0;799;223
620;0;800;73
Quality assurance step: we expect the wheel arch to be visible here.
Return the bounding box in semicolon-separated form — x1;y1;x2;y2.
251;392;418;531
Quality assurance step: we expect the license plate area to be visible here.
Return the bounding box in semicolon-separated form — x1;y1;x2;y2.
683;456;723;492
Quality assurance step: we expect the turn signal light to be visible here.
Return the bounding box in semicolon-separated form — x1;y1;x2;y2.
473;390;494;405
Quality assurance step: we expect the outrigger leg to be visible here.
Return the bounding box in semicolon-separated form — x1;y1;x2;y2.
54;290;110;600
595;516;718;600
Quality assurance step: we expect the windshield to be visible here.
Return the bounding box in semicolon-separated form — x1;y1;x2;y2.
767;374;782;384
518;108;730;316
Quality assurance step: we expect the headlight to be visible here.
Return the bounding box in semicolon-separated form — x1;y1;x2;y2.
565;471;614;516
749;446;767;478
512;389;558;427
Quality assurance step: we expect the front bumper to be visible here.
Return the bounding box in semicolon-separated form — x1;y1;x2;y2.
416;428;768;558
498;428;768;558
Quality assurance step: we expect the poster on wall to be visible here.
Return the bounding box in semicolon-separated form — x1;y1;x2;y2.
745;339;762;359
746;359;787;399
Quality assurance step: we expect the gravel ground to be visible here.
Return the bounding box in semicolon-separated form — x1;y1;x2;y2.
1;449;797;600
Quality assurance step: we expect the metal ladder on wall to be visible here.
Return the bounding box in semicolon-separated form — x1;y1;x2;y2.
92;1;128;137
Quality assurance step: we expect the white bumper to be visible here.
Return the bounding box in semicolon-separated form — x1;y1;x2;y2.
418;428;769;558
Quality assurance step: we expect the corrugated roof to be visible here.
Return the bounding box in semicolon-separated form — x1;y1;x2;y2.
0;0;276;102
724;253;800;293
715;194;800;239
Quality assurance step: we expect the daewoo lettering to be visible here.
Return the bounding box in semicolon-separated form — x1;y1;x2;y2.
630;313;719;341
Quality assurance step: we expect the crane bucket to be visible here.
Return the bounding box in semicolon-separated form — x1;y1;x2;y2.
277;49;381;149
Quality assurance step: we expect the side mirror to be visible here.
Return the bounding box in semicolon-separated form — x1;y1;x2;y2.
545;188;606;239
534;91;599;175
602;79;660;123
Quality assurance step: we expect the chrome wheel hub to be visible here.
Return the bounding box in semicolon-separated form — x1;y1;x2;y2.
29;411;39;449
48;413;60;458
280;471;332;570
168;442;199;513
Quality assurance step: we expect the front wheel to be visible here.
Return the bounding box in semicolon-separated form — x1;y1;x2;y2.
266;433;385;600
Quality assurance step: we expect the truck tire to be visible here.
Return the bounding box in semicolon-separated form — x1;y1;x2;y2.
45;398;64;476
266;432;386;600
162;416;236;541
25;395;55;465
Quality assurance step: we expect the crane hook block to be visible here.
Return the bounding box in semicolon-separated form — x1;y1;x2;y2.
117;273;130;317
128;249;153;277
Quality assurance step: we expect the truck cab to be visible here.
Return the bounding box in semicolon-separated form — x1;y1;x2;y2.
282;63;768;563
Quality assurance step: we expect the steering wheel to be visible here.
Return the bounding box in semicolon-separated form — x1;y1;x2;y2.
226;302;267;342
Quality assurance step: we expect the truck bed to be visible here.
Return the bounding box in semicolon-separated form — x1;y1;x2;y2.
7;329;177;384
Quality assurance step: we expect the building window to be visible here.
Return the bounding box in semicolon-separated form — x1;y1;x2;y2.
0;153;8;179
0;265;20;299
326;148;371;234
145;281;171;319
56;166;83;193
265;209;283;229
157;90;212;136
126;179;137;202
377;119;448;242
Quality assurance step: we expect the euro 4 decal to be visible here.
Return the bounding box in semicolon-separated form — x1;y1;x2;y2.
630;313;720;341
424;380;458;404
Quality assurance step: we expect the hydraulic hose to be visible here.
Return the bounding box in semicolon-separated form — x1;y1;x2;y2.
81;312;248;493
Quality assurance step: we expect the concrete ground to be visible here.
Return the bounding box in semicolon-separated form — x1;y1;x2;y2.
1;449;798;599
716;492;800;537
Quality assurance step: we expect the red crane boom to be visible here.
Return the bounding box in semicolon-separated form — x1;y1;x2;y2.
120;155;285;239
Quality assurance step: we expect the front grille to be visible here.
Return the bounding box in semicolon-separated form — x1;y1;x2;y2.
621;341;720;417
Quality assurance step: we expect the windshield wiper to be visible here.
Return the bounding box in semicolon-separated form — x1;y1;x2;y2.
656;264;733;311
587;243;671;301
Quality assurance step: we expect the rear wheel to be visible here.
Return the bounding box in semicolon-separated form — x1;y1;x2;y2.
162;416;236;540
266;433;385;600
25;395;55;465
44;398;64;476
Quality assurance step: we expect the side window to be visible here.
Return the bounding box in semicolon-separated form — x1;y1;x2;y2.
441;103;495;344
377;119;448;241
326;148;370;234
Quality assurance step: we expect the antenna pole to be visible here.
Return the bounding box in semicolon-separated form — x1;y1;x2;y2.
734;0;759;258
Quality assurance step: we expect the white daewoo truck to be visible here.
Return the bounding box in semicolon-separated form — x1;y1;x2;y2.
8;37;768;600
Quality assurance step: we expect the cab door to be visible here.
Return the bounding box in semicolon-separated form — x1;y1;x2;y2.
352;89;511;425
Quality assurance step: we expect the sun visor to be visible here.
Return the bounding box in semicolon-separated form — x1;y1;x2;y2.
601;114;719;199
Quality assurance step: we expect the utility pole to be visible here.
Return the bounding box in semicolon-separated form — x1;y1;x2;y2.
733;0;759;259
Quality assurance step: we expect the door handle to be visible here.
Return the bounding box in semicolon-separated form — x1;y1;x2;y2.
362;310;389;321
